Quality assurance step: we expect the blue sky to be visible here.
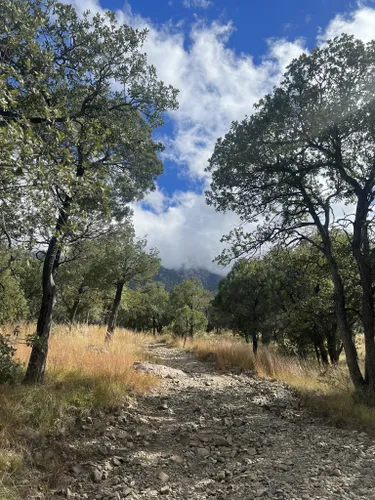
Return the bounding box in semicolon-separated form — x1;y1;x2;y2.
67;0;375;273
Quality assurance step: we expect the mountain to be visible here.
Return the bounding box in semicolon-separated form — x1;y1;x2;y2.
154;266;223;292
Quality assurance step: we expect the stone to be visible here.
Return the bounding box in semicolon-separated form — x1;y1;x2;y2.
170;455;184;464
160;486;170;495
158;471;170;483
91;468;103;483
196;447;210;457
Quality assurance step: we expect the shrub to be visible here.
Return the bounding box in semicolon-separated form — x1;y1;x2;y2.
0;334;22;384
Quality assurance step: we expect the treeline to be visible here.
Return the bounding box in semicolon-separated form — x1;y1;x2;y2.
0;239;212;337
210;232;358;365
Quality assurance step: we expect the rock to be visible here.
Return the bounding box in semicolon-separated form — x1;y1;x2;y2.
158;471;170;483
217;471;226;480
91;468;103;483
122;486;133;497
160;485;170;495
71;464;83;475
170;455;184;464
196;447;210;457
215;435;231;447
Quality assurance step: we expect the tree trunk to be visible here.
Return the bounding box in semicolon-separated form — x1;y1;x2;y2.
317;337;329;365
189;305;194;339
69;280;86;325
152;316;156;336
326;327;340;364
351;195;375;398
252;333;258;355
314;342;321;365
105;281;124;342
355;253;375;390
328;255;364;389
24;198;70;384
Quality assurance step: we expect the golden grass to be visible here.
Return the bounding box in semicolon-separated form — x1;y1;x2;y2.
167;333;375;436
0;323;158;498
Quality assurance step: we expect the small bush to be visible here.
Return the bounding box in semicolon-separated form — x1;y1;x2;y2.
0;334;22;384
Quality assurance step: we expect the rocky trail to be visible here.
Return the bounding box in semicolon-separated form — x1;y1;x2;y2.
51;343;375;500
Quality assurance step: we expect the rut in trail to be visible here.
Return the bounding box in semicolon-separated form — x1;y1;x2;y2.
57;343;375;500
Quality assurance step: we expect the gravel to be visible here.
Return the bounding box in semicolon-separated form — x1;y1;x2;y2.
53;343;375;499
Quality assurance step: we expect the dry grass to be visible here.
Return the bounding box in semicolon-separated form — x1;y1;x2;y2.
167;333;375;436
0;323;157;499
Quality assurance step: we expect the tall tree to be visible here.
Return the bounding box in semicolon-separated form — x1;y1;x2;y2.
97;225;160;341
140;282;170;335
169;278;211;340
207;34;375;400
1;0;177;382
214;259;271;353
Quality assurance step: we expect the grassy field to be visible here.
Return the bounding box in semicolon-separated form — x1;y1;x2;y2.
167;332;375;436
0;324;157;500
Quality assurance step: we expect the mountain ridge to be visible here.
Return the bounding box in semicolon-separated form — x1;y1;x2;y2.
153;266;223;292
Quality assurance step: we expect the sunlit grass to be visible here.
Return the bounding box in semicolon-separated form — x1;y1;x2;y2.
0;323;157;497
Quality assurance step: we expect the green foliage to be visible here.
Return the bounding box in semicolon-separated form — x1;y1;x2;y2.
169;278;211;336
0;250;28;324
96;223;161;288
0;334;22;384
172;305;208;337
213;258;272;345
206;33;375;390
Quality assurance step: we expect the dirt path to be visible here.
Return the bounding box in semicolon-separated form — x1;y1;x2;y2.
56;343;375;500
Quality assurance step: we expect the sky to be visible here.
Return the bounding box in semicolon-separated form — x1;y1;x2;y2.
65;0;375;274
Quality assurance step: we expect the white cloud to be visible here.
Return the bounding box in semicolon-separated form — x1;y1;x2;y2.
319;5;375;43
183;0;212;8
132;190;244;274
142;186;167;214
64;0;374;273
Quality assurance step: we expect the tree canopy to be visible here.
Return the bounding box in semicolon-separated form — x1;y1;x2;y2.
206;34;375;398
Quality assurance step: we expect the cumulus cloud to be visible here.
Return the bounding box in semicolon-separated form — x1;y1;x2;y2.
183;0;212;8
64;0;373;272
319;5;375;43
132;190;245;274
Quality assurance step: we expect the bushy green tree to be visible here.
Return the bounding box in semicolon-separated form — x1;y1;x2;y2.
169;278;211;338
207;34;375;398
1;0;178;382
214;259;272;353
94;224;160;341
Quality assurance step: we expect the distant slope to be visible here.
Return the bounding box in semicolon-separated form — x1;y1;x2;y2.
154;266;223;292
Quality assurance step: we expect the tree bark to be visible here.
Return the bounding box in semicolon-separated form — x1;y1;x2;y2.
351;198;375;395
328;255;364;389
252;333;258;355
317;337;329;365
24;197;70;384
152;316;156;336
105;281;124;342
314;342;321;365
69;280;86;325
326;326;340;364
